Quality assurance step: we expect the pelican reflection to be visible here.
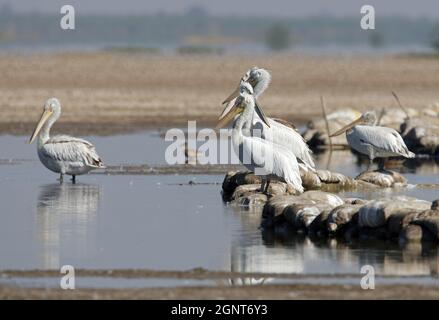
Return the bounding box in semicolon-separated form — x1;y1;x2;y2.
224;202;439;287
36;183;101;269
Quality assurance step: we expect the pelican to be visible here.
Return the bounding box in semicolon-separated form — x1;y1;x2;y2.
221;67;315;171
217;84;303;194
29;98;105;183
330;111;415;170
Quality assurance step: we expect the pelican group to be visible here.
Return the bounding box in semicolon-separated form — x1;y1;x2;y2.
330;111;415;170
221;67;315;172
29;98;105;183
217;83;303;193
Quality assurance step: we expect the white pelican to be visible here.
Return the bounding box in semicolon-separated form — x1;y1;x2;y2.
330;111;415;170
217;84;303;193
221;67;315;171
29;98;105;183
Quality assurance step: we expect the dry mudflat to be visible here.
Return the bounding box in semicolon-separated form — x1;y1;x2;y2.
3;283;439;299
1;53;439;135
1;269;439;299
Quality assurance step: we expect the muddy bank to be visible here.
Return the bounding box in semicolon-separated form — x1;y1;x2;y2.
100;164;244;175
1;268;439;299
2;54;439;135
2;283;439;299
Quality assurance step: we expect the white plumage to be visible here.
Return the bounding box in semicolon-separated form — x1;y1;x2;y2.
29;98;105;182
330;111;415;169
221;67;315;171
218;86;303;193
255;117;315;171
236;131;303;193
346;125;414;159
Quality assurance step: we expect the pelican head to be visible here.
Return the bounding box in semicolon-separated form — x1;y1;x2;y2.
330;111;377;137
244;67;271;94
222;67;271;105
219;73;270;127
240;81;254;95
216;85;270;129
29;98;61;144
216;90;251;129
218;82;270;129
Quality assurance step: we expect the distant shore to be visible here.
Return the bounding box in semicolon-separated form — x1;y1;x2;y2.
1;53;438;135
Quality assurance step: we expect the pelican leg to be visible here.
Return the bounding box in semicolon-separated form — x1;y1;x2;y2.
58;173;64;183
71;175;76;184
366;158;372;171
264;178;271;194
259;176;266;193
378;158;385;171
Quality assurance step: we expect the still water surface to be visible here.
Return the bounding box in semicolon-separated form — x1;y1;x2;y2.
0;132;438;281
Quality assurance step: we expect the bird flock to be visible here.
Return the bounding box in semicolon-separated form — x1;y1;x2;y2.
29;67;416;193
215;67;415;194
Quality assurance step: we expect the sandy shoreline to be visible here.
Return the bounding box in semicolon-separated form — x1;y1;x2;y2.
1;269;439;299
3;283;439;299
1;53;439;135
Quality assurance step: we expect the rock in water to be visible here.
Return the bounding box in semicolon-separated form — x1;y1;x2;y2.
399;224;424;242
379;107;417;130
231;184;260;201
283;202;332;229
231;182;287;201
355;170;407;187
387;209;426;237
298;190;344;208
285;191;343;227
234;193;268;207
308;211;331;235
316;170;355;186
262;191;343;229
222;171;261;196
327;204;362;233
300;169;322;190
358;196;432;228
411;210;439;240
401;116;439;155
388;206;439;238
262;195;300;227
399;224;436;242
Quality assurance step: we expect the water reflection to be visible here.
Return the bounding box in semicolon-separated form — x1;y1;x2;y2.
35;183;101;269
225;204;439;283
221;151;439;283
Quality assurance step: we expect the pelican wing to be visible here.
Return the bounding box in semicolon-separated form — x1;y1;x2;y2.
41;135;105;168
252;116;315;170
353;126;415;157
242;135;304;193
271;117;297;130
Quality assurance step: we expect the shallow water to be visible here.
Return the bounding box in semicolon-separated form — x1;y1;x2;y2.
2;275;439;289
0;131;438;288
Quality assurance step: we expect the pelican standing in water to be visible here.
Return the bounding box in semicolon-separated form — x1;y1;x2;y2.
221;67;315;171
330;111;415;170
29;98;105;183
217;84;303;194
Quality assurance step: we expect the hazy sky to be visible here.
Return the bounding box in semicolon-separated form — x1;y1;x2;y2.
1;0;439;18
